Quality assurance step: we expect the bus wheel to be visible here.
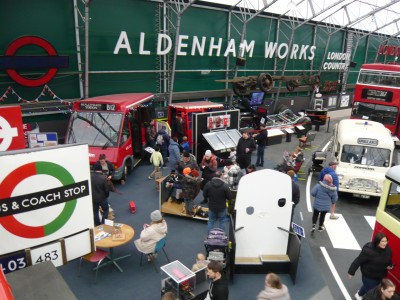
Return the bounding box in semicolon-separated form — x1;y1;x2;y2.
123;160;132;180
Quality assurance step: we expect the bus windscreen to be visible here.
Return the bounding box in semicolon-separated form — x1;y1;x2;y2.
352;102;397;125
66;112;122;147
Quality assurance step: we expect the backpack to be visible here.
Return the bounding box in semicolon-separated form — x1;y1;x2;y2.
204;228;228;248
156;134;164;145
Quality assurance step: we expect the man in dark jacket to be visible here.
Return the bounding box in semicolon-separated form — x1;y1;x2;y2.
203;172;232;233
206;260;229;300
253;123;268;167
236;131;256;169
91;164;110;226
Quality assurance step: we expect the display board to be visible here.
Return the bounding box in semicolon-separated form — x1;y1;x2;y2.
234;169;292;260
0;144;94;270
193;109;240;162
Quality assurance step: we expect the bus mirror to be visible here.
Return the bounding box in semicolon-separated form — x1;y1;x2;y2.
334;151;338;157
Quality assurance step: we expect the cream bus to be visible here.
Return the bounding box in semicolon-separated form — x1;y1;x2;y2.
331;119;394;198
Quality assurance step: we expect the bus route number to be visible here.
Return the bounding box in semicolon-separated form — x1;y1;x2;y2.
30;241;64;267
106;104;116;111
0;251;28;274
35;250;59;264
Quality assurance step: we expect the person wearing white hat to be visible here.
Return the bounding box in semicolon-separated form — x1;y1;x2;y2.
134;210;168;258
200;150;217;193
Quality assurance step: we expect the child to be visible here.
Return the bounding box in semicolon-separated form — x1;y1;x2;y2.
180;136;190;153
192;253;209;272
149;146;163;180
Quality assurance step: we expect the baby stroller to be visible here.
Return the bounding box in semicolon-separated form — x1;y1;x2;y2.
204;228;229;267
308;151;326;175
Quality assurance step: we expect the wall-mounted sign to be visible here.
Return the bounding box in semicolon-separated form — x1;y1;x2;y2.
0;36;69;87
0;106;25;151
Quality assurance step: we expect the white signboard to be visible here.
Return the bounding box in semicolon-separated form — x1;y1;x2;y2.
0;144;93;255
30;241;63;267
234;170;292;260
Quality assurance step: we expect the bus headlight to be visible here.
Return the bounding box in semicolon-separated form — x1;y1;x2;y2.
337;174;344;180
376;188;381;193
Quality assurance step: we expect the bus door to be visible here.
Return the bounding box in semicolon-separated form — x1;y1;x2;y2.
118;113;133;157
129;110;141;157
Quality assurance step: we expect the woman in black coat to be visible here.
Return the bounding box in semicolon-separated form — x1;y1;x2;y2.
348;233;394;300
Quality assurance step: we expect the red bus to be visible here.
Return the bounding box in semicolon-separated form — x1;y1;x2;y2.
373;165;400;291
65;93;154;180
351;63;400;140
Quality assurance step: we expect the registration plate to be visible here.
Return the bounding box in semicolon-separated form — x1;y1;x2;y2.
353;194;370;199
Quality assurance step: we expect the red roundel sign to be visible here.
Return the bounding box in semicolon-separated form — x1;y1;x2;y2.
0;36;69;87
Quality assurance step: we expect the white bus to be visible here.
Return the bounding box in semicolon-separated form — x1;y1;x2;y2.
331;119;394;198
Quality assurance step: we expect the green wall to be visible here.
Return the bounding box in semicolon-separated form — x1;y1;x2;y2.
0;0;398;105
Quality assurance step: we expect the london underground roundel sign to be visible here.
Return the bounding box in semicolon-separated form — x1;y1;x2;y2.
0;36;69;87
0;161;77;238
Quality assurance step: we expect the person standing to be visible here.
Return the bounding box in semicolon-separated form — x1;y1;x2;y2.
181;167;202;216
206;260;229;300
177;150;197;174
91;164;110;226
236;130;256;170
203;171;232;232
319;161;340;219
156;127;170;168
363;278;399;300
200;150;218;190
145;119;156;149
172;116;185;143
168;137;181;171
310;174;338;233
94;153;114;180
253;124;268;167
257;273;291;300
348;232;394;300
222;160;244;191
148;146;163;180
180;136;190;153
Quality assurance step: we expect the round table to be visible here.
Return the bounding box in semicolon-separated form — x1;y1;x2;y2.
94;223;135;272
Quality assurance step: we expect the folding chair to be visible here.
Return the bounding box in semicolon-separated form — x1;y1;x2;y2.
78;249;109;283
139;237;170;272
298;131;317;149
